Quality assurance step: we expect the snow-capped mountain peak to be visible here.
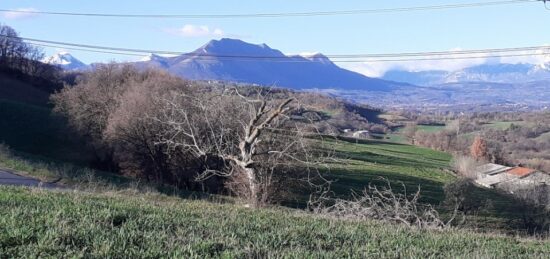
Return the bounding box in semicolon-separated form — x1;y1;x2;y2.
140;53;167;62
43;52;88;71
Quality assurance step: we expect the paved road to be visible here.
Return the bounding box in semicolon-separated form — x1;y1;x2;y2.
0;169;58;188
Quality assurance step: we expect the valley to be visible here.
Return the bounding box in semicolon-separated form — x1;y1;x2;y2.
2;1;550;256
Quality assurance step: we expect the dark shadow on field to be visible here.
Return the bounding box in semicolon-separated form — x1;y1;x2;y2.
326;168;446;205
334;137;450;167
0;99;95;166
338;149;445;169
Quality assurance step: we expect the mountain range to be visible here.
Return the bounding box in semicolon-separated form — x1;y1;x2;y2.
131;38;406;91
42;39;550;110
382;63;550;86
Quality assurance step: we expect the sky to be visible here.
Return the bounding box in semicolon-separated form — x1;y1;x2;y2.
1;0;549;77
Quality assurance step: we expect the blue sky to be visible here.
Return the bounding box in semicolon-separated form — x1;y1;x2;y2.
1;0;549;76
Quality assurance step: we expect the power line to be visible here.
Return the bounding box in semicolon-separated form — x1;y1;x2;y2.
0;0;539;19
29;42;146;57
8;35;548;59
3;34;548;63
27;42;550;63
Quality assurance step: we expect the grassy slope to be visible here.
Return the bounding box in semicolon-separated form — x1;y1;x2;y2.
329;138;538;233
0;187;550;258
0;76;50;106
1;186;549;258
0;74;94;166
329;138;453;205
483;121;525;130
383;124;448;144
0;99;93;165
417;125;447;132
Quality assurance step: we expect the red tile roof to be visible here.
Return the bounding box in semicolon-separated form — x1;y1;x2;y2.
507;167;536;177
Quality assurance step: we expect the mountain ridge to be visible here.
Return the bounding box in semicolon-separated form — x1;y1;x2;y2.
132;38;408;91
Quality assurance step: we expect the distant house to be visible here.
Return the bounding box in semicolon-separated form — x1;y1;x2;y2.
352;130;371;139
511;171;550;187
473;163;511;179
475;171;520;188
473;163;549;189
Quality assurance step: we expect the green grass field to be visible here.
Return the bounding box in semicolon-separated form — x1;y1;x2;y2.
1;186;549;258
416;124;447;132
324;138;539;233
482;121;524;130
328;138;453;205
385;124;447;144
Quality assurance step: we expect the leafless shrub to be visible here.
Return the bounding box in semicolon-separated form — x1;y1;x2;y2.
451;155;480;179
442;178;495;227
309;179;454;229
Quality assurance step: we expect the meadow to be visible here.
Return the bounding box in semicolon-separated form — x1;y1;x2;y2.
1;186;549;258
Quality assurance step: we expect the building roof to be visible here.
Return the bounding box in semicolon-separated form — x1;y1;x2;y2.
474;163;512;176
512;172;550;186
507;167;536;178
475;172;520;188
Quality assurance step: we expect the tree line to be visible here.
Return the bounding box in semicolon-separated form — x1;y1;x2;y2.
0;24;60;91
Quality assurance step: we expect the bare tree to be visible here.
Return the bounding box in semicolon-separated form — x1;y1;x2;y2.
451;155;480;179
402;123;418;144
154;89;330;207
0;24;56;79
446;119;461;137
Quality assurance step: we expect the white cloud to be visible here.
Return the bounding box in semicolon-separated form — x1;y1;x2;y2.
165;24;225;38
340;46;550;77
1;8;39;20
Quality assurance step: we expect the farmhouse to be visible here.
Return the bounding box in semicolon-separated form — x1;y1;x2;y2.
352;130;371;139
473;163;550;189
473;163;511;179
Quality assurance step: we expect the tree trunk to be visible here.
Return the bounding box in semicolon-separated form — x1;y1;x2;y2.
243;167;259;208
